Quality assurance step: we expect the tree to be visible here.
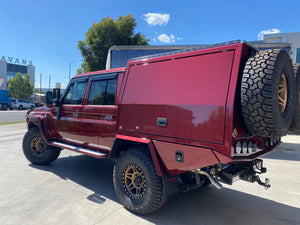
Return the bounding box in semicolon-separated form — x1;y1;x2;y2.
7;73;34;99
77;14;149;73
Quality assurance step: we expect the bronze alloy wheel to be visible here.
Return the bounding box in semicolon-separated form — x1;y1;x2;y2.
113;147;167;214
122;163;146;199
278;74;288;113
30;137;46;157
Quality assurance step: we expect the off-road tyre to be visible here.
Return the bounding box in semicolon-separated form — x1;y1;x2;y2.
113;147;167;215
290;64;300;132
22;127;60;165
241;49;296;137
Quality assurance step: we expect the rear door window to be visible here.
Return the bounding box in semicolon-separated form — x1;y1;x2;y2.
88;80;107;105
88;78;117;105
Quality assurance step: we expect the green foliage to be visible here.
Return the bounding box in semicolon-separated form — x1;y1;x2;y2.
7;73;34;99
77;14;149;73
34;89;44;94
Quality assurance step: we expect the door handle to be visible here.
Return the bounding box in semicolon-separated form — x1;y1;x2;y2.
157;118;167;127
105;115;113;121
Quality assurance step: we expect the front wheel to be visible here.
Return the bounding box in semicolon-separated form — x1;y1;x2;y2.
113;147;167;215
22;127;60;165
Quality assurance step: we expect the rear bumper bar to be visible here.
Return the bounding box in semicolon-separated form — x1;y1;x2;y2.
215;159;271;189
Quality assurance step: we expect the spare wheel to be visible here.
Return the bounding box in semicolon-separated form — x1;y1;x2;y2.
241;49;296;137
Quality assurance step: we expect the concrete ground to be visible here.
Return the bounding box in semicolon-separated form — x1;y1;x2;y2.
0;123;299;225
0;110;27;123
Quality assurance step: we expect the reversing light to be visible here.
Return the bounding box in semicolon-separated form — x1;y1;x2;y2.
242;142;247;154
252;144;257;153
248;143;253;154
265;140;269;147
235;142;242;154
270;137;274;146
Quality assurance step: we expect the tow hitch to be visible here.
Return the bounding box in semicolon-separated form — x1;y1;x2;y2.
213;159;271;189
254;176;270;190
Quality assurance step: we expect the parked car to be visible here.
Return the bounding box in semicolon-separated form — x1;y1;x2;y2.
12;99;34;110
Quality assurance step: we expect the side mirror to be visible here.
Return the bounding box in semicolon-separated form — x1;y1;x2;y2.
54;99;60;107
53;88;61;107
53;88;61;100
46;91;53;105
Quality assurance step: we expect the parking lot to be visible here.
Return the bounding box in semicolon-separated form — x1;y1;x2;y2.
0;123;299;225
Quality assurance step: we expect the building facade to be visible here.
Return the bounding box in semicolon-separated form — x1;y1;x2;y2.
0;56;35;90
262;32;300;63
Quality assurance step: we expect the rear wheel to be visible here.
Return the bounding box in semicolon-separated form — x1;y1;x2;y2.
18;105;23;110
241;49;296;137
113;147;166;215
22;127;60;165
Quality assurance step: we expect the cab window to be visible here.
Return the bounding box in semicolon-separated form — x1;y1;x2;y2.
88;79;117;105
63;80;87;105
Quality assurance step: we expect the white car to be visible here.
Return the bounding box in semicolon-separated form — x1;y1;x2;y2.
11;99;34;110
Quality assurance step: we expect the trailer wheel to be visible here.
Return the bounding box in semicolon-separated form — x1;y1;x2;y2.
241;49;296;137
290;64;300;132
113;147;166;215
22;127;60;165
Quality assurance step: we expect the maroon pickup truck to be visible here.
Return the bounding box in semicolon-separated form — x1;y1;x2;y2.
23;42;300;214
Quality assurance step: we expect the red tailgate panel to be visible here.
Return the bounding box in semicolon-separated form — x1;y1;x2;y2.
119;50;234;144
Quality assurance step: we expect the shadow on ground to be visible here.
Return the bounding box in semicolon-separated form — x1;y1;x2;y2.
30;155;300;225
262;141;300;161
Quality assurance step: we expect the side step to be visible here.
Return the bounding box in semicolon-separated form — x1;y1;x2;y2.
51;141;108;159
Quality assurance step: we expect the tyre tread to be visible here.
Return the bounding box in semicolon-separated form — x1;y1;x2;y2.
22;127;60;165
113;147;167;215
241;49;295;137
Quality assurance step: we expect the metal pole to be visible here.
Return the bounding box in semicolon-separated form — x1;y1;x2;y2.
69;62;71;81
69;59;82;81
40;73;42;103
49;75;51;91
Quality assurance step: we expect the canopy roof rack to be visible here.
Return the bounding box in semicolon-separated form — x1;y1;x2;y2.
130;40;241;62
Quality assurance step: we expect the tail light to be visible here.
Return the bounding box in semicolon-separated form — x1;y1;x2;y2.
235;142;242;154
233;142;260;156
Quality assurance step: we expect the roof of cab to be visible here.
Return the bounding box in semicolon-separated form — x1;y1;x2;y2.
74;67;125;78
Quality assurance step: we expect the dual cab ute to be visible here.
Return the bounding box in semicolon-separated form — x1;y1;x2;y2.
23;41;300;214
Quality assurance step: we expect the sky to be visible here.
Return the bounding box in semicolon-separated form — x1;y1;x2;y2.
1;0;300;89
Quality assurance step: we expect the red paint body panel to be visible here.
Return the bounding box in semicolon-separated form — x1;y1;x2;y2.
119;50;234;144
153;141;220;175
53;105;84;142
80;105;117;149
